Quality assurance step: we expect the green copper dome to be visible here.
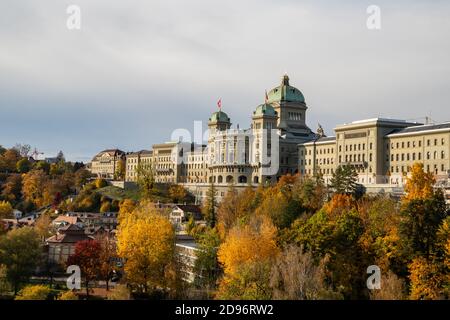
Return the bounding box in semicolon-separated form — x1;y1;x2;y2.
209;110;230;123
253;103;277;117
267;74;305;103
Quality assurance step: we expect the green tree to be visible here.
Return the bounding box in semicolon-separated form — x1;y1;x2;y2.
400;191;447;261
329;165;359;196
203;183;217;228
16;158;31;173
0;227;42;294
136;162;155;199
33;161;50;174
74;168;91;189
194;228;221;291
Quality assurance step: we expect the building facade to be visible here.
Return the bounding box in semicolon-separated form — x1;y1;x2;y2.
90;74;450;202
89;149;126;180
125;150;153;182
299;119;450;188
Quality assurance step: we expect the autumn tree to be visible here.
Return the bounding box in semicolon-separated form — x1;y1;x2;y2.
117;203;175;295
98;233;118;291
403;162;435;203
95;178;108;189
217;185;256;239
0;227;42;294
294;176;327;213
34;213;54;241
0;149;21;173
0;201;13;219
136;162;155;199
217;215;279;299
408;256;447;299
369;271;406;300
168;184;188;203
67;240;102;297
270;244;339;300
74;168;91;189
329;165;359;196
255;175;304;229
118;199;136;223
22;169;48;208
115;158;126;181
203;183;217;228
1;174;22;204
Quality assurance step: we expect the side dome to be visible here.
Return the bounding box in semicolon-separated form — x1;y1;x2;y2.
209;110;230;123
253;103;277;117
267;74;305;103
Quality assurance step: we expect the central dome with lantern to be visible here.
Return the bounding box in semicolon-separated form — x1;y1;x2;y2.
267;74;305;104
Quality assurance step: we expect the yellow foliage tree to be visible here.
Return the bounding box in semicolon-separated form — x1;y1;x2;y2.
117;202;175;294
118;199;136;223
217;186;256;239
218;215;279;276
0;201;13;219
22;170;48;208
409;256;446;300
403;162;435;203
168;184;187;203
217;215;279;299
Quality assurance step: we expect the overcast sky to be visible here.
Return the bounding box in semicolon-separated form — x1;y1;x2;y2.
1;0;449;162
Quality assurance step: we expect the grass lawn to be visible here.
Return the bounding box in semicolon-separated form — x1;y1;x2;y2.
96;184;173;203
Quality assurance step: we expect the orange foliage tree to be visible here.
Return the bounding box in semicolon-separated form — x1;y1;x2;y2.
403;162;435;203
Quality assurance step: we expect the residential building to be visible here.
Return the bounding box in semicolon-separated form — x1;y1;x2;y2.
46;224;93;265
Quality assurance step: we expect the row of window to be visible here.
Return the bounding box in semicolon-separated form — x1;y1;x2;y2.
391;164;447;174
288;112;302;121
390;151;445;162
390;138;445;149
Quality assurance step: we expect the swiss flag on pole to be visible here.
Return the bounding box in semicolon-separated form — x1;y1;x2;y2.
217;98;222;110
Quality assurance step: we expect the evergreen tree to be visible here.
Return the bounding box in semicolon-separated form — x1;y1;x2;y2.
329;165;359;195
203;183;217;228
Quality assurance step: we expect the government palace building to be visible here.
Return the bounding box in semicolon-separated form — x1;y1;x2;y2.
88;74;450;202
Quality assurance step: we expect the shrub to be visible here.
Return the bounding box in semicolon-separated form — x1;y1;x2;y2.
95;179;108;189
58;290;78;300
15;285;52;300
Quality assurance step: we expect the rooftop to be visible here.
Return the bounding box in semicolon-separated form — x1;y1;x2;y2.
388;121;450;136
